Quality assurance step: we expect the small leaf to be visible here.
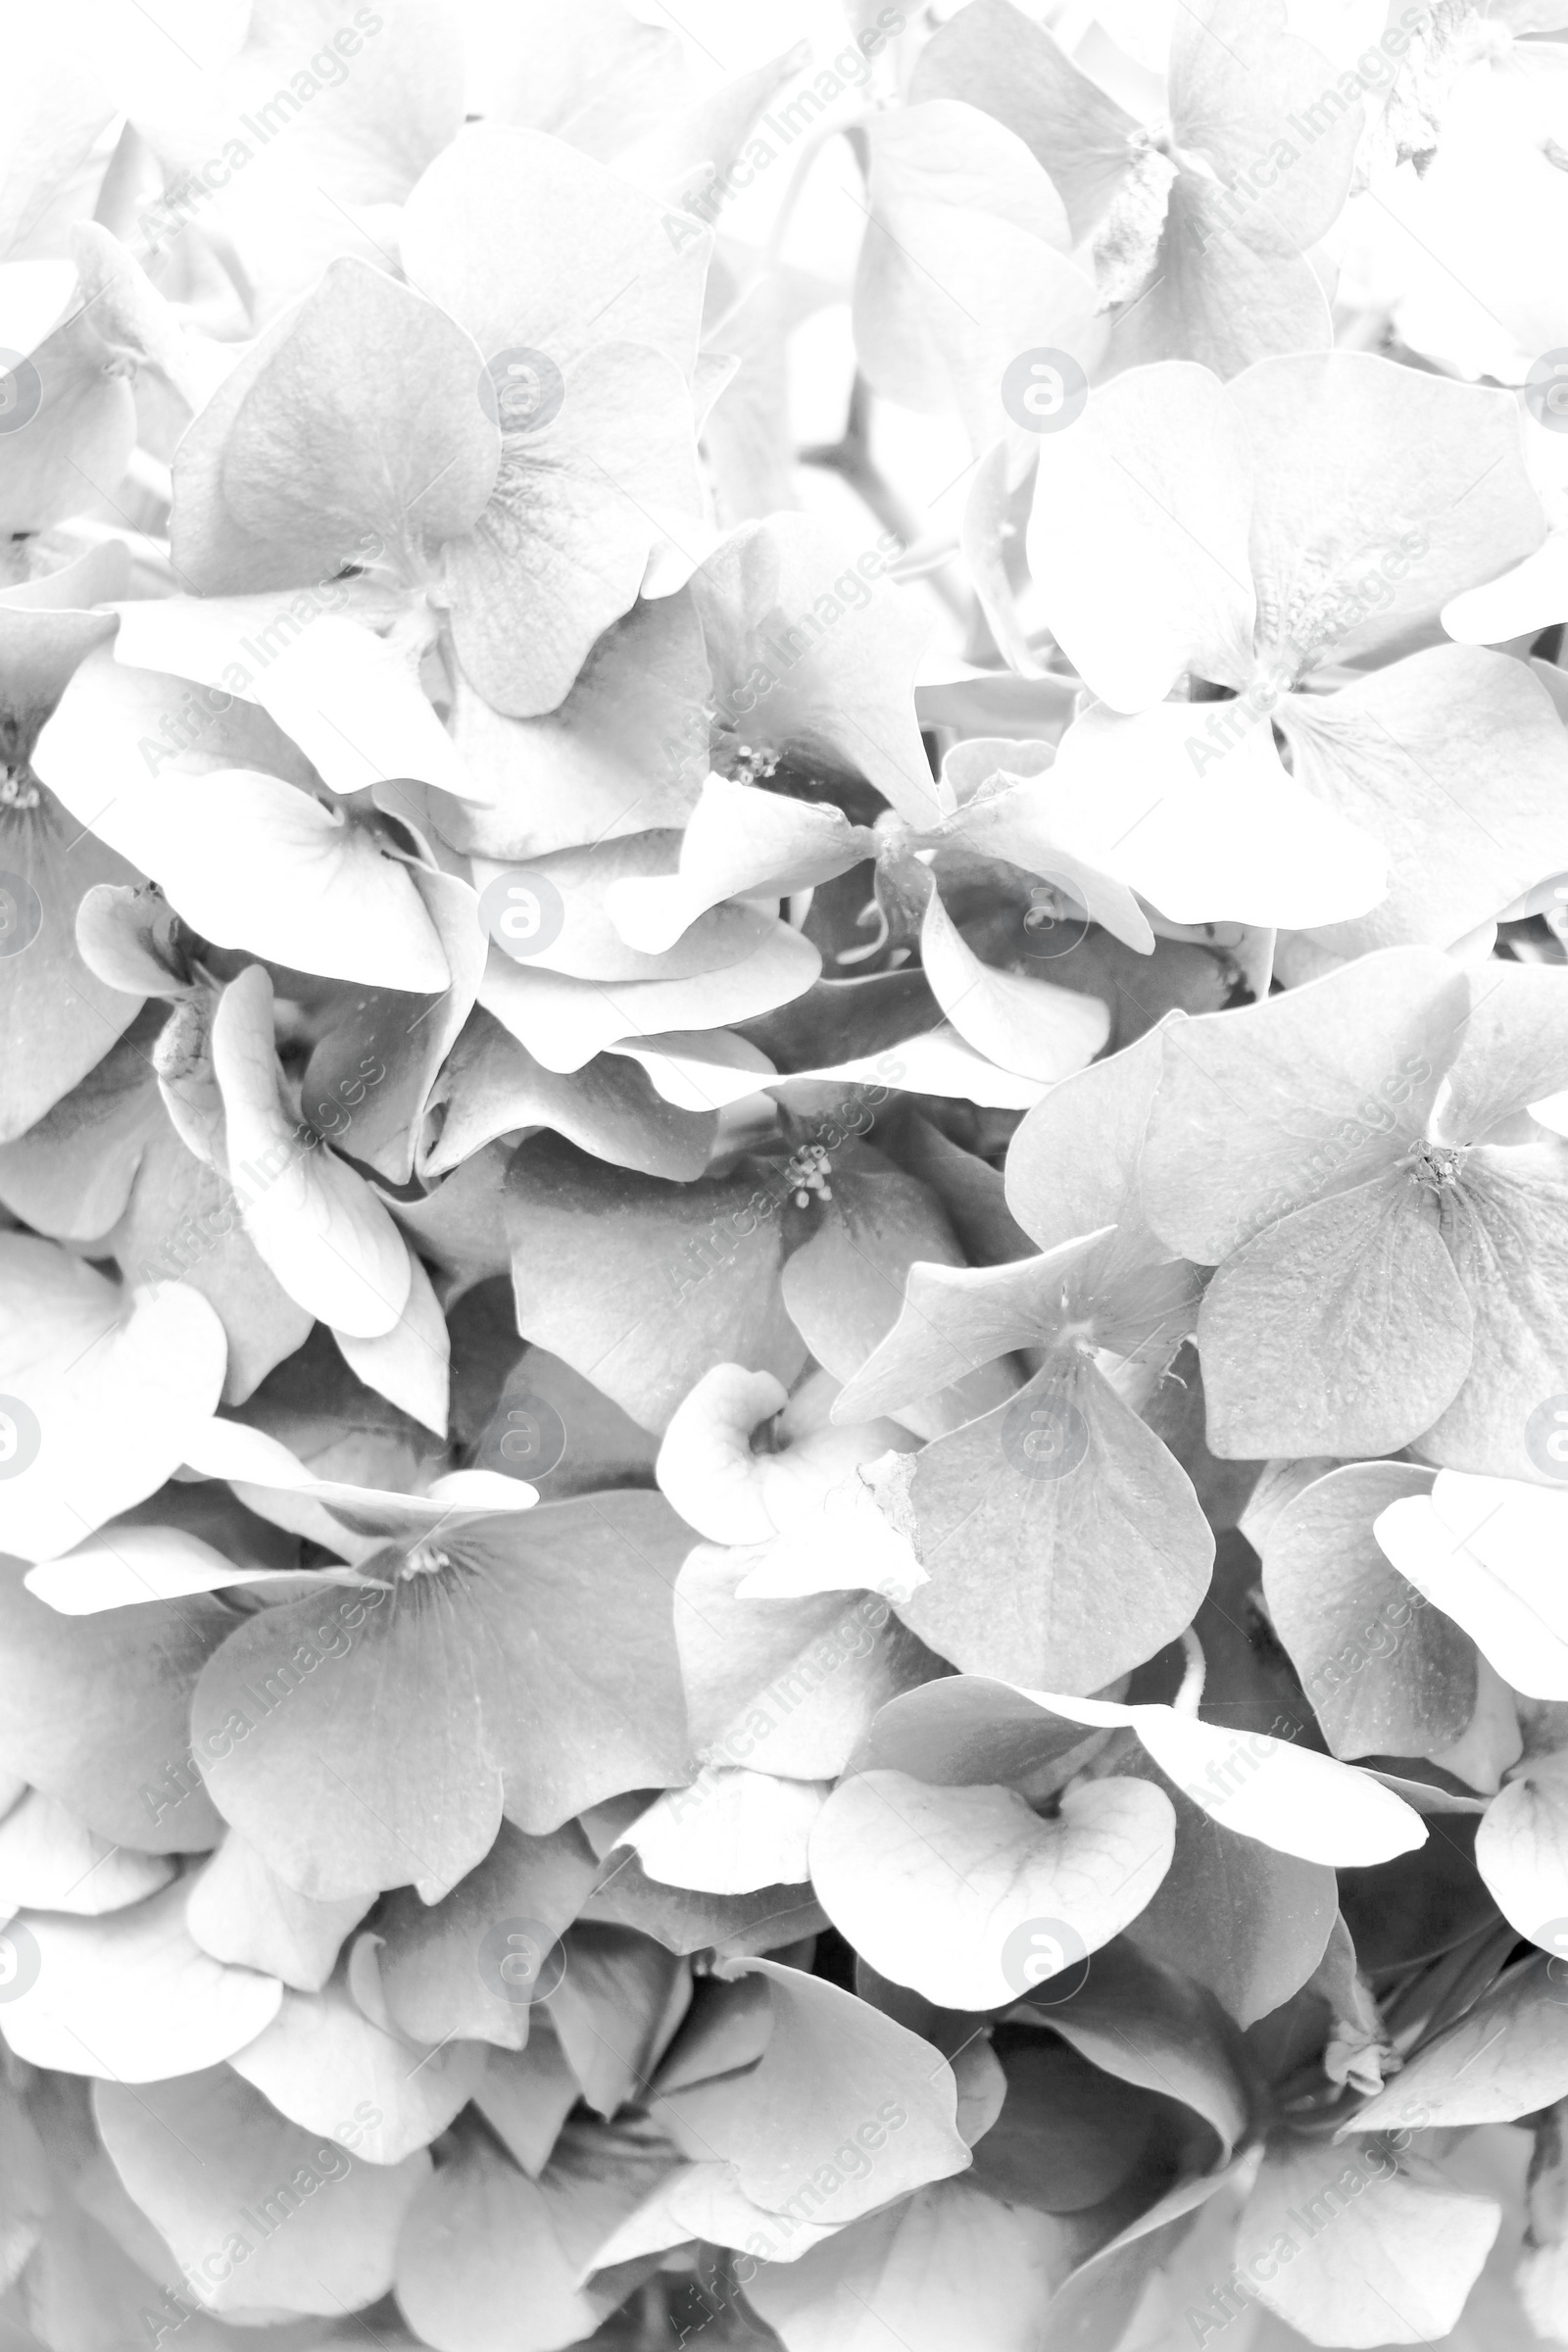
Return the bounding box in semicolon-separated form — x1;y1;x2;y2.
1044;697;1388;929
808;1768;1175;2009
830;1232;1111;1424
690;513;940;826
1375;1473;1568;1701
743;2176;1076;2348
1351;1955;1568;2130
1261;1461;1477;1759
1233;349;1545;670
892;1353;1215;1692
1119;1746;1337;2028
1280;648;1568;959
606;775;874;955
421;1007;716;1185
1236;2133;1500;2347
212;966;414;1341
1139;946;1467;1261
230;1939;485;2166
392;2129;626;2352
0;1571;227;1851
547;1924;689;2117
1014;1936;1250;2162
376;1820;601;2051
622;1769;828;1895
1196;1173;1474;1458
1026;1689;1427;1866
661;1958;971;2225
1423;1143;1568;1477
185;1830;372;1995
93;2067;426;2316
1475;1757;1568;1948
917;875;1109;1082
676;1545;930;1781
506;1133;805;1431
0;1881;282;2082
1025;361;1256;711
0;1236;227;1562
172;257;497;590
0;1788;172;1918
35;650;454;992
481;916;819;1075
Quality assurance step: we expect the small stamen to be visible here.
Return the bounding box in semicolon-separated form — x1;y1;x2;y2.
401;1543;452;1580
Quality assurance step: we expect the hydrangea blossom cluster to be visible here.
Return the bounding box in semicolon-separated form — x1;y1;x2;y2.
3;1;1568;2348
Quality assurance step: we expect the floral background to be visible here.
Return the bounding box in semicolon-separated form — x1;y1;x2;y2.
4;1;1568;2347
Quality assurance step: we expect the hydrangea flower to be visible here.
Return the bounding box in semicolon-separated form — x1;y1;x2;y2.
5;5;1568;2348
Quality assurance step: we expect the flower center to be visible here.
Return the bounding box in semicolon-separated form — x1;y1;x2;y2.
1408;1140;1466;1191
0;760;38;811
786;1144;832;1208
722;743;783;786
1091;140;1179;311
401;1542;452;1580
